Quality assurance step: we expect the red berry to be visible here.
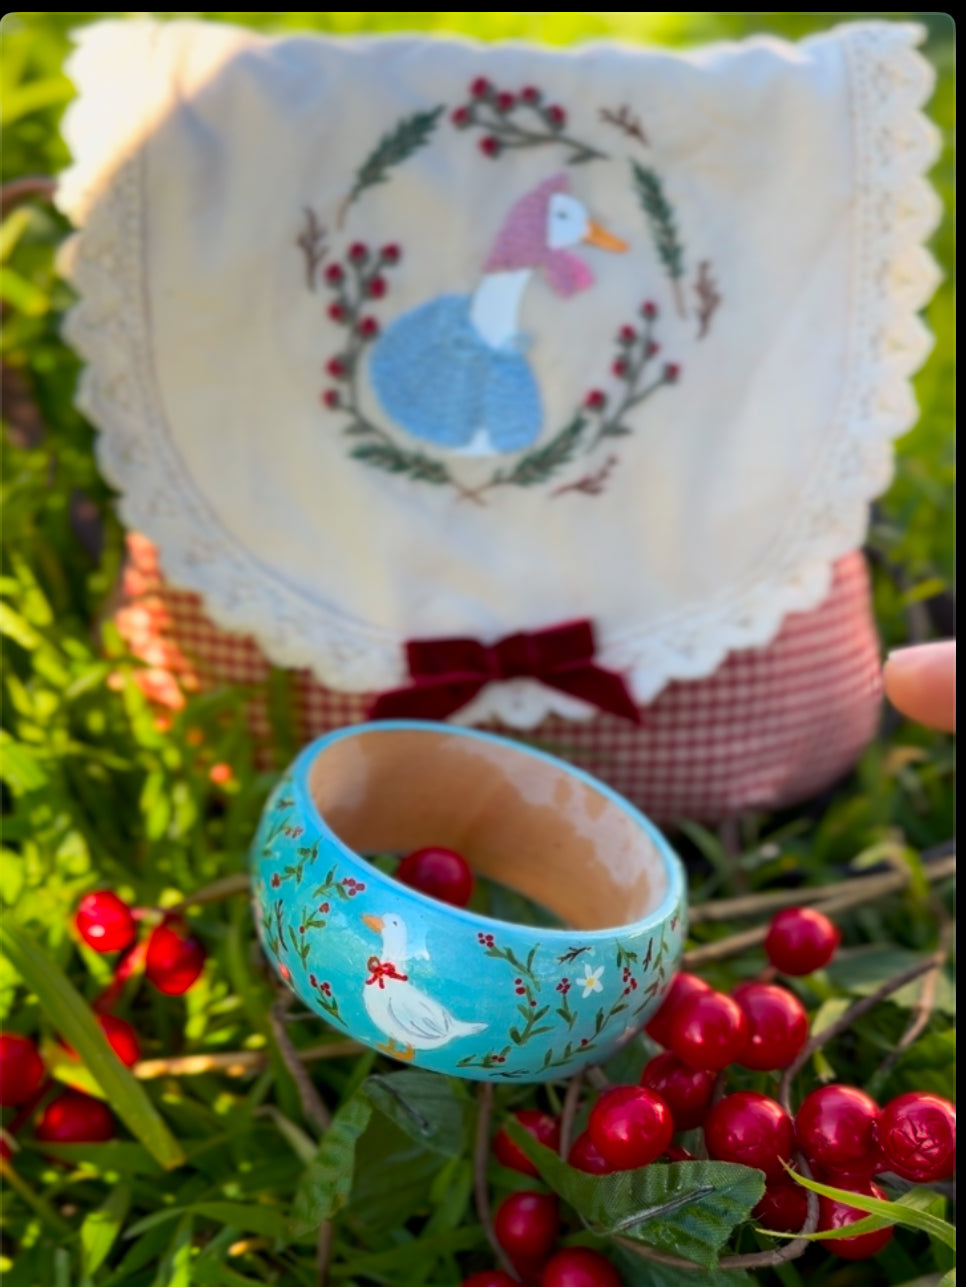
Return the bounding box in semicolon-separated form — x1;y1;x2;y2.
619;325;636;343
98;1014;141;1068
0;1033;45;1107
704;1092;795;1179
641;301;658;319
75;890;137;954
796;1084;879;1172
876;1091;956;1183
368;276;387;298
145;922;206;996
380;243;401;263
494;1191;560;1266
521;86;541;104
732;982;808;1071
326;357;347;379
496;92;516;112
612;359;628;378
668;990;749;1071
663;362;681;383
358;317;380;340
470;77;492;97
585;390;607;410
396;847;474;908
348;242;368;262
818;1181;893;1260
588;1085;674;1171
754;1181;809;1232
451;106;472;128
0;1137;11;1162
324;263;344;285
209;762;233;786
645;971;711;1048
36;1091;114;1144
640;1051;716;1131
328;302;347;323
646;340;660;356
462;1274;517;1287
546;105;566;128
322;389;340;410
540;1247;622;1287
568;1130;615;1174
494;1110;561;1176
765;907;840;975
479;136;502;159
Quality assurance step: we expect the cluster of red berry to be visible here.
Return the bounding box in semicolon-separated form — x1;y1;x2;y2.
450;77;568;159
1;891;205;1157
321;242;401;410
463;906;956;1285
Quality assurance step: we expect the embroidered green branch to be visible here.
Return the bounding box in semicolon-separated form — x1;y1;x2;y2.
476;414;588;496
632;162;687;319
338;106;445;227
349;440;451;485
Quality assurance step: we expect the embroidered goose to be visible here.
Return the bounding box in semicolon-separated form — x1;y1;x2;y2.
368;173;627;456
361;912;487;1059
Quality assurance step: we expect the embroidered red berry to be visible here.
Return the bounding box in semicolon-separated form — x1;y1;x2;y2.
0;1033;45;1107
641;300;658;318
618;325;636;344
521;86;542;105
765;907;840;975
494;1109;561;1176
324;263;344;285
479;136;502;159
585;389;607;410
668;989;749;1070
647;339;660;356
75;890;137;954
348;242;369;262
396;846;474;908
645;971;711;1048
704;1091;795;1179
328;302;347;323
36;1091;114;1144
470;77;492;99
588;1085;674;1171
451;106;472;128
612;359;629;378
754;1181;809;1233
796;1084;880;1173
380;243;401;263
818;1181;893;1260
322;390;340;410
567;1129;615;1174
367;276;388;299
358;317;380;340
540;1247;622;1287
640;1051;716;1131
496;91;516;113
876;1091;956;1183
663;362;681;383
493;1190;560;1267
732;982;808;1071
461;1273;517;1287
545;104;566;129
145;921;206;996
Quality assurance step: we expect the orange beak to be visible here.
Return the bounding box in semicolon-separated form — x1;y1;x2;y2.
362;914;384;934
583;219;629;253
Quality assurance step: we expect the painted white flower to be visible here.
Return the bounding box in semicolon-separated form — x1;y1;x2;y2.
578;963;605;998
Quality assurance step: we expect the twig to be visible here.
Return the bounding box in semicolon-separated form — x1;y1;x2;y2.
170;872;251;912
268;1000;331;1135
0;175;57;215
599;105;649;147
585;1065;610;1093
875;908;954;1080
297;207;328;291
316;1219;334;1287
694;260;721;339
134;1050;265;1079
559;1072;584;1159
474;1083;521;1282
551;455;618;499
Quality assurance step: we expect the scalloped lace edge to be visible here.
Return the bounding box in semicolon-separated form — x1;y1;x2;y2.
56;19;943;728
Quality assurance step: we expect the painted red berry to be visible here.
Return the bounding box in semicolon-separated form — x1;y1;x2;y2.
876;1091;956;1183
668;990;749;1071
396;847;474;908
494;1109;561;1176
0;1033;45;1107
796;1085;879;1173
470;77;492;98
36;1091;114;1144
546;105;566;128
640;1051;716;1131
324;263;344;285
732;982;808;1071
521;86;542;105
326;357;347;379
568;1130;615;1174
496;92;516;112
641;301;658;319
328;302;347;323
540;1246;622;1287
368;276;387;299
663;362;681;383
348;242;369;262
818;1181;893;1260
145;922;206;996
754;1181;809;1233
645;971;711;1048
493;1190;560;1267
765;907;840;975
461;1273;517;1287
97;1015;141;1068
619;325;636;343
75;890;137;954
358;317;380;340
451;106;472;128
380;243;401;263
322;390;340;410
585;390;607;410
704;1092;795;1179
588;1085;674;1171
479;136;502;159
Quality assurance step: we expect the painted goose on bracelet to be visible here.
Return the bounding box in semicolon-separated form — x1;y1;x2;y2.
361;912;486;1059
368;173;628;456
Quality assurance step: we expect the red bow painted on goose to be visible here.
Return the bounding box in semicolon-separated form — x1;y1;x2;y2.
365;957;409;989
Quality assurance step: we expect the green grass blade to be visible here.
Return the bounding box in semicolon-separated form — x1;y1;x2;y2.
0;924;186;1170
82;1184;131;1276
775;1170;956;1251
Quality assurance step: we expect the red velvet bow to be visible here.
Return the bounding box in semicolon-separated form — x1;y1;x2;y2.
365;956;409;988
367;619;641;725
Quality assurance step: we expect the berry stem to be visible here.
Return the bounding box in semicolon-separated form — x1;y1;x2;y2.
267;998;331;1136
474;1082;522;1283
170;872;251;912
559;1071;584;1160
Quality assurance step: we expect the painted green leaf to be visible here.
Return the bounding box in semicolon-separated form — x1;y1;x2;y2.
289;1093;373;1236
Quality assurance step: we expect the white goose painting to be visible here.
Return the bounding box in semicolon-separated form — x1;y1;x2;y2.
368;173;627;456
361;912;486;1059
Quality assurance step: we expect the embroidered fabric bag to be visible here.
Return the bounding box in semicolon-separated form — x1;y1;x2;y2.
58;17;941;821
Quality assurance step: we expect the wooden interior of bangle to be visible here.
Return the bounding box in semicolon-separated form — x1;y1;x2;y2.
308;728;667;930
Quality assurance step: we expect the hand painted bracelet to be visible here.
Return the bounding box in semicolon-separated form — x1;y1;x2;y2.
250;721;686;1081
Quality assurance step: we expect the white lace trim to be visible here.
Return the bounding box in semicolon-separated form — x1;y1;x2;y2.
57;20;941;728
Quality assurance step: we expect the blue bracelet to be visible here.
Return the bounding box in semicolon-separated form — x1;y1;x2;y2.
250;721;686;1081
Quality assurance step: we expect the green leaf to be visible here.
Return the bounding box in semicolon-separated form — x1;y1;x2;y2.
939;1271;956;1286
28;1141;163;1177
150;1214;193;1287
612;1245;755;1286
190;1202;290;1243
826;946;955;1015
0;924;186;1169
779;1171;956;1251
364;1069;469;1157
290;1092;373;1236
81;1184;131;1277
505;1123;764;1268
342;106;444;216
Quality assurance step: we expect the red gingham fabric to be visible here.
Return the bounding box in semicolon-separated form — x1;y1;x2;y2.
112;533;883;823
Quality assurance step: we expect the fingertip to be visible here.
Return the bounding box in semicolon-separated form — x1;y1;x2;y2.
883;641;957;733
